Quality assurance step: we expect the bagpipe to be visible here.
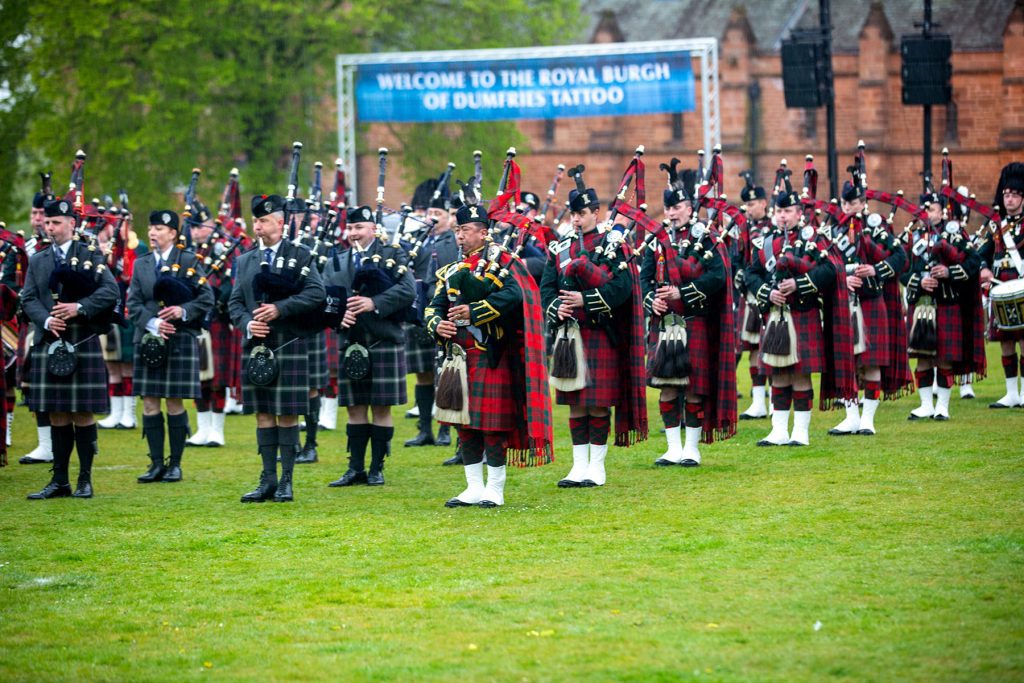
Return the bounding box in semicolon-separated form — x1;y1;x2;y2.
346;147;420;325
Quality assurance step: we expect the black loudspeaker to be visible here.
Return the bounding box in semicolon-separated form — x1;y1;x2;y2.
901;35;952;105
781;33;828;109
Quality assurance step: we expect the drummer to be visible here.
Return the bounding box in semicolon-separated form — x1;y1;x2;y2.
978;162;1024;408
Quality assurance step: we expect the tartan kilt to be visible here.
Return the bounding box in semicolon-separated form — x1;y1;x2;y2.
759;307;825;376
339;341;407;407
307;330;329;391
738;295;764;351
646;315;712;396
209;319;239;390
856;296;891;368
937;302;965;362
324;327;340;375
462;345;517;432
242;330;310;416
555;325;620;406
27;329;109;414
132;333;201;399
100;321;136;364
404;323;438;374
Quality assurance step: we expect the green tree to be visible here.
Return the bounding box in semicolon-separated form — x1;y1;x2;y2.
0;0;579;224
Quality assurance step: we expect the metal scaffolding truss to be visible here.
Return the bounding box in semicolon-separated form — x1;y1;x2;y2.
336;39;719;198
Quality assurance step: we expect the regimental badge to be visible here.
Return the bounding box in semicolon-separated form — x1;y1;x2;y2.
362;208;371;221
469;206;479;219
264;201;272;214
945;220;960;235
59;201;68;213
162;212;171;225
801;225;814;241
676;190;686;203
690;223;706;241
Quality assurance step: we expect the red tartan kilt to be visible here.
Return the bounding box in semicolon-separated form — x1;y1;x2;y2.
856;296;891;368
759;307;825;376
209;319;239;390
324;327;340;374
555;325;619;406
646;315;712;396
464;345;517;432
935;302;965;362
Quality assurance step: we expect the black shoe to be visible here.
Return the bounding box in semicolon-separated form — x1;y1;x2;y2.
162;464;183;483
557;478;583;487
273;474;293;502
240;473;278;502
328;469;367;487
477;500;500;508
931;414;950;421
855;428;876;436
435;425;452;447
680;459;700;467
27;481;72;499
19;454;53;464
295;446;318;464
72;477;93;498
442;448;463;466
404;430;435;447
738;412;767;420
137;461;166;483
366;469;385;486
444;497;475;508
989;401;1013;409
827;428;856;436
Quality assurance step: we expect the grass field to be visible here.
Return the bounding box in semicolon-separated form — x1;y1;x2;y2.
1;347;1022;682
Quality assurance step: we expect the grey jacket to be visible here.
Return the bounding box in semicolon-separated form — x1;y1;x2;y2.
21;240;120;345
127;249;215;342
228;240;326;342
323;239;416;345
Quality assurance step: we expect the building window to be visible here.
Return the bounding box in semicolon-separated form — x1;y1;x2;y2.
944;99;959;145
544;119;555;144
804;108;817;141
672;113;684;141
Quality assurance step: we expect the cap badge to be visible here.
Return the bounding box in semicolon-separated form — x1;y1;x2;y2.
59;201;68;213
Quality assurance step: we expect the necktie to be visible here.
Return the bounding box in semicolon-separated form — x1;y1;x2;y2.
264;248;273;264
54;248;64;266
155;256;163;274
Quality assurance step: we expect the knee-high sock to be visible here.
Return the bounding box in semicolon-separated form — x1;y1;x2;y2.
256;427;278;477
278;425;299;475
51;424;75;486
569;415;590;445
370;425;393;470
660;399;682;430
772;386;793;412
483;432;507;467
792;389;813;412
304;395;320;448
143;413;165;463
458;428;484;465
74;423;98;476
346;423;373;471
589;413;610;445
167;412;190;466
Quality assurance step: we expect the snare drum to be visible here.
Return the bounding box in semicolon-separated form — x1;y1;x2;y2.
990;278;1024;331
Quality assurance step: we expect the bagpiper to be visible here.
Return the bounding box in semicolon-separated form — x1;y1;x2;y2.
22;197;120;498
827;174;912;436
128;209;214;484
426;200;553;507
325;205;416;488
228;194;325;503
737;176;772;420
744;185;856;447
540;166;647;488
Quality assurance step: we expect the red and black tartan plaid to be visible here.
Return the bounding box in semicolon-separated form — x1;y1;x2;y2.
324;327;340;375
761;307;826;376
880;278;913;399
935;302;965;362
443;252;553;466
856;295;891;369
819;240;858;410
556;325;620;406
209;318;238;391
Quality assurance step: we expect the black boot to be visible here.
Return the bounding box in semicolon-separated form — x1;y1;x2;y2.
27;424;73;499
436;423;451;447
296;396;320;464
368;425;392;486
404;385;435;447
329;423;371;487
72;423;97;498
442;440;463;466
241;427;278;502
163;412;189;483
137;413;166;483
275;425;299;502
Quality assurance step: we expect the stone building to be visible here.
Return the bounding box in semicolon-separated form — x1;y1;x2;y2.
358;0;1024;212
